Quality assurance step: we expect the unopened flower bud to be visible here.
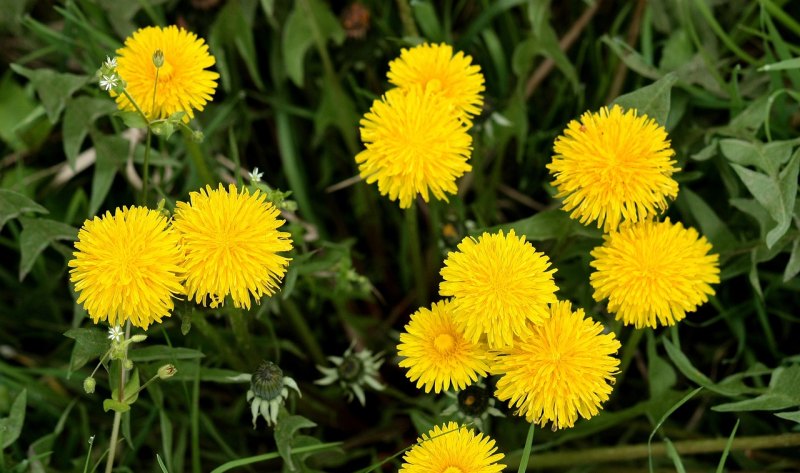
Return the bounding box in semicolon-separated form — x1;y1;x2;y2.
129;334;147;343
191;130;204;143
158;364;177;379
152;49;165;68
123;359;133;370
83;377;96;394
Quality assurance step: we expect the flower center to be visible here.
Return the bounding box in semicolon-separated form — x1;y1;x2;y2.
433;333;456;354
442;467;463;473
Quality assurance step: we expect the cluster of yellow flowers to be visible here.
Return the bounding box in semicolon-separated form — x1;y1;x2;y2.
69;184;293;329
356;43;485;208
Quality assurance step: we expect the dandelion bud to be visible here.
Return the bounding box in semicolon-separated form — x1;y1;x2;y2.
129;334;148;343
83;377;96;394
152;49;165;68
158;364;177;379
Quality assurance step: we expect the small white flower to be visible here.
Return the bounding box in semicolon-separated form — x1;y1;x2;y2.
104;56;117;69
108;325;123;342
99;74;118;91
249;167;263;183
316;343;385;406
247;361;301;428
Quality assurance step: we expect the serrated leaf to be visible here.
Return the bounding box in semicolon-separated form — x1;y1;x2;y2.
714;366;800;412
0;389;26;450
89;134;128;216
282;0;344;86
103;398;131;413
494;209;602;241
275;414;317;471
64;327;111;375
115;110;148;129
0;189;47;232
129;345;205;362
63;96;117;169
18;216;77;281
10;64;88;123
612;72;678;127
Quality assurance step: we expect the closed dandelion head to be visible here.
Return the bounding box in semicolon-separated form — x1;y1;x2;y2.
397;300;491;394
399;422;505;473
442;381;504;432
356;86;472;208
247;361;301;428
439;229;558;349
316;343;385;406
113;25;219;121
173;184;293;310
69;207;184;329
590;218;720;328
547;105;680;232
388;43;485;124
494;300;621;430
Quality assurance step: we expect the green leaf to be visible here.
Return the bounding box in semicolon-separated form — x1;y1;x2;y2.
775;410;800;423
663;339;760;397
282;0;344;86
730;198;773;239
647;332;676;398
494;209;602;241
275;414;317;471
103;398;131;413
0;189;47;232
412;1;442;41
714;365;800;412
719;139;794;176
211;0;265;91
18;216;77;281
759;57;800;71
612;72;678;127
715;419;740;473
602;36;661;80
511;32;579;93
9;64;88;123
64;327;111;375
664;438;686;473
678;188;737;253
312;81;358;147
129;345;205;362
115;110;148;129
89;134;129;216
0;72;49;153
784;238;800;282
0;389;26;450
63;96;117;169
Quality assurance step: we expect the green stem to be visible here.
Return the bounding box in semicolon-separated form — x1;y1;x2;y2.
104;322;131;473
508;432;800;469
141;129;152;205
395;0;420;37
120;89;149;123
517;423;536;473
281;299;326;365
406;205;427;305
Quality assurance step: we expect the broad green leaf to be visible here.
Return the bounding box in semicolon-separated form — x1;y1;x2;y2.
663;339;759;397
714;365;800;412
691;139;718;161
602;36;661;80
115;110;148;129
0;72;47;152
412;1;442;41
312;81;358;148
678;188;737;253
63;96;117;169
495;209;602;241
647;332;676;398
730;198;772;239
103;398;131;413
64;327;111;375
89;134;129;216
0;389;26;450
719;139;794;176
0;189;47;232
775;410;800;423
18;216;77;281
612;72;678;127
719;95;768;138
659;29;693;71
129;345;205;362
9;64;88;123
282;0;344;86
275;414;317;471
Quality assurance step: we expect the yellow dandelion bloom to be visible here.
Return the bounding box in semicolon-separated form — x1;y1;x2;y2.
494;300;621;430
69;207;184;329
397;300;490;393
400;422;505;473
388;43;485;124
173;184;292;309
547;105;680;232
590;218;720;328
114;25;219;121
356;86;472;208
439;230;558;349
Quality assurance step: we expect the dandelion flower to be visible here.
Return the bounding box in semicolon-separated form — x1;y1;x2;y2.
69;206;184;329
356;86;472;208
173;184;292;309
399;422;505;473
590;218;720;328
547;105;680;232
439;230;558;348
113;25;219;121
494;300;621;430
397;300;491;393
388;43;485;123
